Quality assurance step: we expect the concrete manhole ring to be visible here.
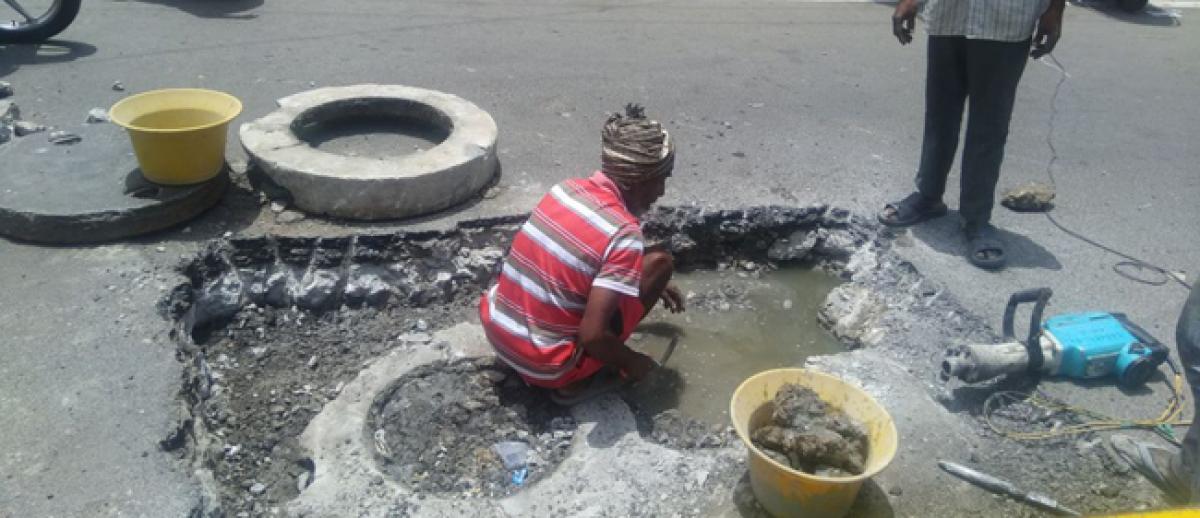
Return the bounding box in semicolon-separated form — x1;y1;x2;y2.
240;84;498;220
287;323;742;516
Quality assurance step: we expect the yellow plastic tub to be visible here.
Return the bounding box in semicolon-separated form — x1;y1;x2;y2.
730;368;898;518
109;88;242;185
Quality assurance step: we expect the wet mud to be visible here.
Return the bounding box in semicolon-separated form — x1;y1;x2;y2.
164;204;1159;517
367;358;575;498
165;205;864;515
173;302;476;516
751;384;868;476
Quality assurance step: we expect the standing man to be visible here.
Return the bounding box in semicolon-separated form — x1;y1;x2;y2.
480;105;685;404
1111;280;1200;504
878;0;1065;269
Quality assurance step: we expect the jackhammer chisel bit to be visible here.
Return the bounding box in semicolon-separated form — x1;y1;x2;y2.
938;460;1080;517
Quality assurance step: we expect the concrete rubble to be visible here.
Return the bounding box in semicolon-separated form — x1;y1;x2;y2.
159;205;1166;517
1;100;18;124
48;130;82;145
0;100;17;144
86;108;110;123
1001;182;1057;212
0;86;60;147
13;120;47;137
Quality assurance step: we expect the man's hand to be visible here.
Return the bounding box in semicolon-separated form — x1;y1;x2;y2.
892;0;919;46
1031;4;1064;59
621;352;657;382
579;283;658;383
660;284;685;313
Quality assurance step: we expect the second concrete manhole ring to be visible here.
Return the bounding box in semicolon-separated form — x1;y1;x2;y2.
366;357;577;497
240;84;498;220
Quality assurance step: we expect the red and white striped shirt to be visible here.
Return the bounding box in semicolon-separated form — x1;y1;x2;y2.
480;171;645;383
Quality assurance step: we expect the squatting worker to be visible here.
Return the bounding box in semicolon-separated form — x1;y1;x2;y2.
479;104;685;402
879;0;1065;269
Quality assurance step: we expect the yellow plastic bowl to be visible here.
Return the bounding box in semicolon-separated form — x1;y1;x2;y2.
109;88;242;185
731;368;898;518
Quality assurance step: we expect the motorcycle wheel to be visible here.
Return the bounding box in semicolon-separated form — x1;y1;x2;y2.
0;0;81;44
1117;0;1148;12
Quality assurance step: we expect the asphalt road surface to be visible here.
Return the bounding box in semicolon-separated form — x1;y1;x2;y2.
1;0;1197;515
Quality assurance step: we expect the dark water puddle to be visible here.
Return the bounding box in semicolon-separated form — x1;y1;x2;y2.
627;268;844;425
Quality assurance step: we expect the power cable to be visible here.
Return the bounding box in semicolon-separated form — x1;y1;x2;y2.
978;54;1194;443
1038;53;1190;290
983;359;1188;442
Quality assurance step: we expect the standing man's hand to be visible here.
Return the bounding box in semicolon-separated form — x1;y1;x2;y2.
892;0;919;45
1031;1;1065;59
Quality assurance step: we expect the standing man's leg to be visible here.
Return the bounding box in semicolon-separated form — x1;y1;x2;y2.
1112;281;1200;503
915;36;969;204
958;38;1030;267
878;36;968;226
1173;281;1200;502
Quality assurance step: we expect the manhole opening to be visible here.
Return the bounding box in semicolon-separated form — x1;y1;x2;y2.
367;358;576;497
292;98;453;158
165;205;864;514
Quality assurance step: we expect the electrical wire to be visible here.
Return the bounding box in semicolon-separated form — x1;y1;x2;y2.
1038;54;1190;290
972;54;1194;448
983;360;1188;442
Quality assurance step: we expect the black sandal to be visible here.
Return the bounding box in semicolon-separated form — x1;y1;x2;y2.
1111;434;1190;503
965;225;1007;270
877;192;948;227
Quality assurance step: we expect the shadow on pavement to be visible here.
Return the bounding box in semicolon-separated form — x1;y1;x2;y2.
1071;0;1183;27
910;211;1063;271
135;0;264;19
0;40;97;78
126;169;264;246
731;470;895;518
584;396;638;449
623;366;685;418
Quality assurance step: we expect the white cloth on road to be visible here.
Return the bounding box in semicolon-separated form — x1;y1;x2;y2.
922;0;1051;42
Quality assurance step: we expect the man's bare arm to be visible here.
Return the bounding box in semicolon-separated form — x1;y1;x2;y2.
1032;0;1066;58
578;286;655;381
892;0;919;45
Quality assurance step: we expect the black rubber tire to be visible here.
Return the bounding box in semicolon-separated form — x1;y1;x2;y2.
1117;0;1149;13
0;0;81;44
